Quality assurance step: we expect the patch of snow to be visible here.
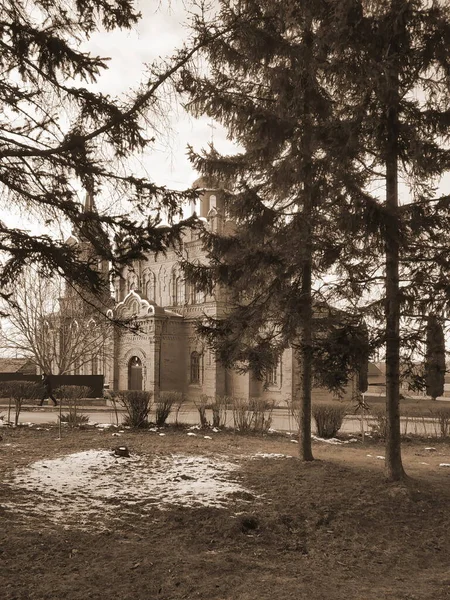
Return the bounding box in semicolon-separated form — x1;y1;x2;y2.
425;447;437;451
4;451;252;530
188;425;201;431
267;428;277;434
312;435;343;445
366;454;373;457
95;423;113;429
419;462;429;465
439;463;450;467
187;432;197;437
204;436;212;440
212;427;220;433
251;452;290;459
290;439;298;444
159;433;166;437
376;456;385;460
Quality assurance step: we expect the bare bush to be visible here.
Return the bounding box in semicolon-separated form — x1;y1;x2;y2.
249;397;275;433
172;392;186;425
155;391;181;427
118;390;153;428
55;385;91;428
232;397;253;431
194;394;210;428
210;395;229;428
286;396;300;427
312;404;347;439
0;381;40;426
431;407;450;438
59;412;90;427
369;407;387;439
232;397;275;432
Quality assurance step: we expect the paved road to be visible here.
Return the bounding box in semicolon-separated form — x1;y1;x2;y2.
2;406;444;437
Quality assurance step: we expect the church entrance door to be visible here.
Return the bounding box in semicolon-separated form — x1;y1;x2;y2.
128;356;143;390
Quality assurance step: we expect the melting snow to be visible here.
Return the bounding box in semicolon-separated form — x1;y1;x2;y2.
3;450;252;530
251;452;291;459
312;435;358;445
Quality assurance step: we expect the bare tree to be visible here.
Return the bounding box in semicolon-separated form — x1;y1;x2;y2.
1;268;112;375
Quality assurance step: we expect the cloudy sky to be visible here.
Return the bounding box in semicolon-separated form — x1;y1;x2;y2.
87;0;234;191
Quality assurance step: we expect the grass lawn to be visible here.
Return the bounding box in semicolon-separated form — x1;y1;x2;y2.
1;425;450;600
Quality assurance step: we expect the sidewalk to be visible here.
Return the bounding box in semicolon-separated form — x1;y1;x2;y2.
0;399;111;412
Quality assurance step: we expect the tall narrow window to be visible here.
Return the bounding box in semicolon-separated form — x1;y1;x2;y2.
144;272;156;301
190;351;201;384
172;271;178;305
266;359;281;387
177;277;184;305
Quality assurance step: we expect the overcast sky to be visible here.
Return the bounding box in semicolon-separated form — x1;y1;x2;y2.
86;0;234;191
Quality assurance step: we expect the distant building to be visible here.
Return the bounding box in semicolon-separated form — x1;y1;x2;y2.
0;358;36;375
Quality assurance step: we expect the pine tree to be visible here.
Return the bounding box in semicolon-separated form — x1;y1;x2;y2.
0;0;213;304
180;0;369;461
425;315;446;401
182;1;450;479
328;0;450;480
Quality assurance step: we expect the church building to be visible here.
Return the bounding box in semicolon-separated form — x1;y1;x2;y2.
105;179;355;404
61;181;355;405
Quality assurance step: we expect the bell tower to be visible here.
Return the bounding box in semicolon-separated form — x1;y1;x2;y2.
192;176;226;232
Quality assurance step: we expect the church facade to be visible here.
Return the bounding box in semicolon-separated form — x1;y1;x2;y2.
104;181;355;405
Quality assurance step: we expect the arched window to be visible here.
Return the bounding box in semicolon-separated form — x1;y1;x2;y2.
128;356;143;390
144;272;156;301
190;352;202;385
171;271;185;306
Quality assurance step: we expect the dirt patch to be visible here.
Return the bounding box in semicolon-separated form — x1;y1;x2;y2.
1;426;450;600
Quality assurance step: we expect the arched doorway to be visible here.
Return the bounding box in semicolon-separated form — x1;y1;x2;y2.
128;356;143;390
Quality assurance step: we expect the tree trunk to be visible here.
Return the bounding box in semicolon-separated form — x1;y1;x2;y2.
299;249;314;461
298;13;314;462
384;25;406;481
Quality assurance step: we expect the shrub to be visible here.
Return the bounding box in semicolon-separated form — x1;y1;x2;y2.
210;395;229;428
172;392;186;425
55;385;91;428
0;381;40;426
194;394;210;428
232;397;253;431
369;407;387;439
312;403;347;439
59;412;90;427
232;397;275;432
249;397;275;433
431;407;450;438
119;390;153;428
286;396;300;427
155;391;181;427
